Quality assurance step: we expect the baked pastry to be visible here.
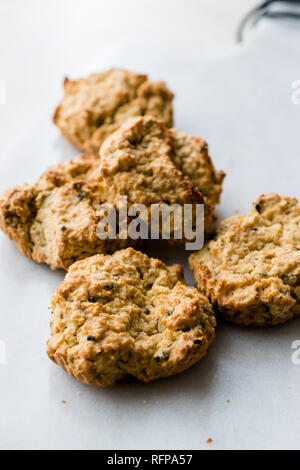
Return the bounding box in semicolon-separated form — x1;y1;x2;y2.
0;154;132;270
53;68;174;153
167;128;224;205
0;117;224;269
100;116;225;211
47;248;216;386
189;194;300;326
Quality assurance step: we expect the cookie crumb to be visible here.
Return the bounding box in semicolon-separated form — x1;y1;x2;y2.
61;400;66;404
77;392;81;396
206;438;213;444
226;399;230;403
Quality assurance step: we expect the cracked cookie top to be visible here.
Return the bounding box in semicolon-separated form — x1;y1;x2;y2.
100;115;224;208
99;116;223;233
0;154;131;270
53;69;174;153
47;248;216;386
168;128;224;205
189;193;300;326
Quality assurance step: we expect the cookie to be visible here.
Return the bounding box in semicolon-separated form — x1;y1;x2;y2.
100;116;224;212
53;69;174;153
47;248;216;386
0;154;131;270
189;194;300;326
167;128;224;205
0;118;223;269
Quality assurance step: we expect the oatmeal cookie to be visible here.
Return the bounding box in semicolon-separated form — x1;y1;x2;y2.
168;128;224;205
0;154;131;270
189;194;300;326
47;248;216;386
53;69;174;153
99;116;223;232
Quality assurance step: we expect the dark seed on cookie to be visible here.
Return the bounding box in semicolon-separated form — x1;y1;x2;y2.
142;307;150;315
88;294;98;303
162;351;169;360
104;284;114;290
255;204;261;213
87;335;96;341
193;339;202;344
4;211;16;226
155;351;169;362
76;193;85;200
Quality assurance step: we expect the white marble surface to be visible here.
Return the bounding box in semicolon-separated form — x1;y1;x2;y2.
1;1;300;451
0;0;257;159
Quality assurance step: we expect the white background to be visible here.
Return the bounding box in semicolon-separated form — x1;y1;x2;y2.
0;0;257;158
1;0;300;451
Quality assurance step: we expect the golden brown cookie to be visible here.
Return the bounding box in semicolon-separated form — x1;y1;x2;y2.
100;116;224;214
168;128;224;205
47;248;216;386
53;69;174;153
0;154;131;270
189;194;300;326
99;116;208;239
0;117;223;269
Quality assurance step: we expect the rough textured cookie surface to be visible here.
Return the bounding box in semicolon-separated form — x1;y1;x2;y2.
53;69;174;153
0;154;131;270
47;248;216;386
168;128;224;205
189;194;300;326
0;117;223;269
99;116;223;232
